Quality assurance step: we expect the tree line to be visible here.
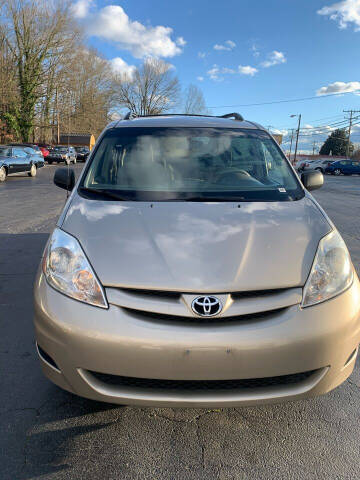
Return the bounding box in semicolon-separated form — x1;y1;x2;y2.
0;0;208;144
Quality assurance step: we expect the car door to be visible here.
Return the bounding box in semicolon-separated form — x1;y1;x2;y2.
24;147;39;168
9;147;27;173
351;161;360;174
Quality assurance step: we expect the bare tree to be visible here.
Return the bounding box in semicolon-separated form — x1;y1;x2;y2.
183;84;209;115
114;58;180;116
59;49;115;137
2;0;80;141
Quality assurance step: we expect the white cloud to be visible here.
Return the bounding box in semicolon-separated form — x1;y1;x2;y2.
84;5;185;58
238;65;258;76
318;0;360;31
197;76;204;81
176;37;187;46
207;64;257;81
110;57;136;79
250;44;260;57
213;40;236;51
261;50;286;68
316;81;360;95
71;0;93;18
270;127;288;136
207;65;222;81
198;52;207;59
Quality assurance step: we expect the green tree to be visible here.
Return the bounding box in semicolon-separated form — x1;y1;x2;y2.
319;129;354;156
2;0;79;142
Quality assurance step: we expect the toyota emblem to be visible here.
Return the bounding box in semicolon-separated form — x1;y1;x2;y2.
191;296;222;317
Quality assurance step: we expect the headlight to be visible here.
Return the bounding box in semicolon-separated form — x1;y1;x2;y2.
302;230;353;307
43;228;108;308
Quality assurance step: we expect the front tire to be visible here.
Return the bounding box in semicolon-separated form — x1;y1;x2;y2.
28;164;37;177
334;169;342;176
0;166;7;182
48;160;53;165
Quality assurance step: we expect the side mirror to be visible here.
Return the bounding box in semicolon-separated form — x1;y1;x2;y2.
301;170;323;191
54;167;75;191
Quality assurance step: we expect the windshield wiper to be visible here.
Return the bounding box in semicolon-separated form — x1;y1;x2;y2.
79;187;128;201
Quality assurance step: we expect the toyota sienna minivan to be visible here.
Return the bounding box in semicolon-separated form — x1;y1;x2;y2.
33;113;360;407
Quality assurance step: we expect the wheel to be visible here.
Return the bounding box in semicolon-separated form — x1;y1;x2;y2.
48;160;52;165
315;168;323;173
0;166;7;182
28;164;37;177
334;169;342;176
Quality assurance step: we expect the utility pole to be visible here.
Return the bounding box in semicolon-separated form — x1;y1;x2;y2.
288;129;294;162
343;110;360;158
312;141;317;155
290;114;302;164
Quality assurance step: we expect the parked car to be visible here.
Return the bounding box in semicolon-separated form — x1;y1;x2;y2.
325;159;360;176
36;143;51;158
294;159;309;172
303;159;335;174
9;143;44;158
47;146;77;165
74;146;90;162
0;145;44;181
33;113;360;408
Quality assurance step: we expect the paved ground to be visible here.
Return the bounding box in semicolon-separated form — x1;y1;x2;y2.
1;166;359;480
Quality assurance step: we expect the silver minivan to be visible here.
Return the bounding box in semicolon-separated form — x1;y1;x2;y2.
33;113;360;407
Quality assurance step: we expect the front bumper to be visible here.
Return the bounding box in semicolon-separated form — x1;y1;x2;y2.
33;271;360;407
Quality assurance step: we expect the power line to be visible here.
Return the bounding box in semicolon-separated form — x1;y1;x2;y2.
279;115;360;135
207;89;360;109
274;113;344;130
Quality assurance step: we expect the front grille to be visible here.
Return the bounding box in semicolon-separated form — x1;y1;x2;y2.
89;369;318;391
122;306;288;323
230;288;289;300
119;288;181;301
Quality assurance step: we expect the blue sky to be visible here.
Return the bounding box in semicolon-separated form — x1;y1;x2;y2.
72;0;360;152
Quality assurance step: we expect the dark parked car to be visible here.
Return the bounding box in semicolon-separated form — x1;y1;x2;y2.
74;146;90;162
0;145;44;182
47;146;77;165
325;160;360;176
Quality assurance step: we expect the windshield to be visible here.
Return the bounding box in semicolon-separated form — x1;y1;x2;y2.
81;127;303;202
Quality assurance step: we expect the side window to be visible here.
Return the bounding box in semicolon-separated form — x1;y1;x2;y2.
352;162;360;166
340;161;347;165
13;148;26;157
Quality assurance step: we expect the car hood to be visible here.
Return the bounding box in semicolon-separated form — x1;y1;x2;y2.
61;194;331;292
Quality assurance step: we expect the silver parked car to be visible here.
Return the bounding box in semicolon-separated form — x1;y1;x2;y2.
33;113;360;407
303;158;335;173
47;145;77;165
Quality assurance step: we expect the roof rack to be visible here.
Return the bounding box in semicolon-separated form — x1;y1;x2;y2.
122;112;245;121
219;112;244;121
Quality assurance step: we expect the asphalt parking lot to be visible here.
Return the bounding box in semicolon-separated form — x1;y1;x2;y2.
1;165;360;480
